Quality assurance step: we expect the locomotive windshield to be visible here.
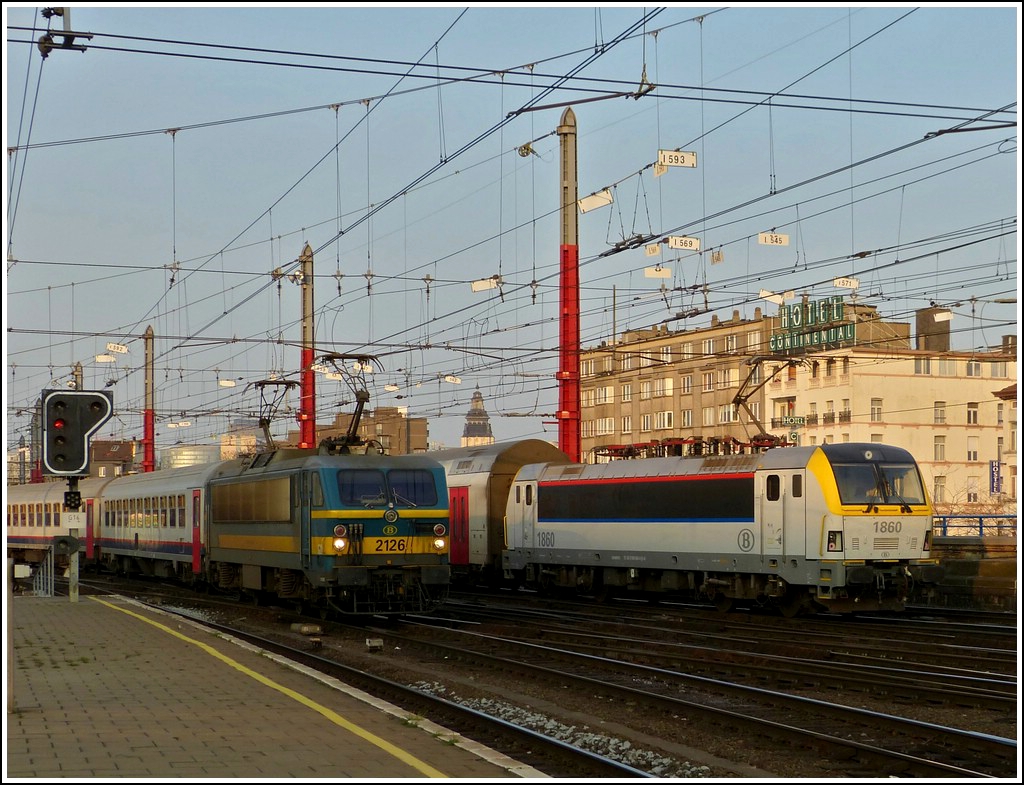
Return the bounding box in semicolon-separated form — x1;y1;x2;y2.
833;461;926;506
336;468;437;508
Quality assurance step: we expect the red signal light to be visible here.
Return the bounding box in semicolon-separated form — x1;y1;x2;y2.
53;418;66;429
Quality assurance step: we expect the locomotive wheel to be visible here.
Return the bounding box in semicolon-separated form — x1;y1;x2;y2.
776;592;804;618
713;593;735;613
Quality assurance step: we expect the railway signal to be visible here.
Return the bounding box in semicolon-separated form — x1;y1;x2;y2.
41;389;113;476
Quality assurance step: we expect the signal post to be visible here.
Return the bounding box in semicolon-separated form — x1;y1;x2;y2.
40;389;113;602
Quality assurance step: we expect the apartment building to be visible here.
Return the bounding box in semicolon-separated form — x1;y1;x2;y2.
579;298;1017;515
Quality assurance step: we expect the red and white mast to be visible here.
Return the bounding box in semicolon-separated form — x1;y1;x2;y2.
297;243;317;449
557;108;581;463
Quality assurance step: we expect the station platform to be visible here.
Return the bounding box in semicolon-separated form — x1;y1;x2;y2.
5;594;543;780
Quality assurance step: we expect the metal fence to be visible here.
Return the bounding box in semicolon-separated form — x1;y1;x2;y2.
933;515;1017;537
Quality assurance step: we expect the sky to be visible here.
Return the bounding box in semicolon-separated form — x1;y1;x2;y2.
3;3;1020;456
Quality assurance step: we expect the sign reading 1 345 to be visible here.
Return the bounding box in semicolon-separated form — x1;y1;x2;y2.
658;149;698;168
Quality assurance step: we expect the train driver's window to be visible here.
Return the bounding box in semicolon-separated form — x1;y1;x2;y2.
766;475;781;501
311;472;324;507
525;485;533;506
792;475;802;498
515;486;521;504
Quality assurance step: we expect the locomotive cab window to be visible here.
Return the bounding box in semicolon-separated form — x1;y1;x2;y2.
388;469;438;507
338;469;388;508
311;472;324;507
792;475;802;498
766;475;781;501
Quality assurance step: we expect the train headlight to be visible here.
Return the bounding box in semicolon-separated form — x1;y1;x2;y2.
923;531;931;552
826;531;843;552
433;537;446;551
433;523;447;536
333;537;347;552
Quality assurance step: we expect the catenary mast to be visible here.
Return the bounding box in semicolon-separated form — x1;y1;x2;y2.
298;243;317;449
557;107;581;463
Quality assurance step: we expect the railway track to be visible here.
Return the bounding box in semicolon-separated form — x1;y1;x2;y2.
72;576;1017;778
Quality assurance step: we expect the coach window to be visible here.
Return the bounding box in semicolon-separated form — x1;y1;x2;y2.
792;475;802;498
43;502;51;527
515;486;521;504
525;484;533;506
179;495;187;528
766;475;781;501
160;496;168;528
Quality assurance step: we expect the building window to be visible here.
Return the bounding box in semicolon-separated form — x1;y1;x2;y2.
640;381;652;400
682;342;694;359
967;436;979;462
718;404;737;423
595;386;612;405
788;364;798;381
702;372;714;392
966;360;981;377
654;377;673;397
717;368;735;388
681;375;692;394
702;407;715;427
581;359;595;377
640;413;652;432
621;384;632;403
870;398;883;422
639;353;654;369
934;401;946;424
748;401;760;421
702;338;715;356
934;476;946;504
966;403;978;425
966;476;979;504
914;357;932;375
660;346;673;364
810;361;820;379
991;361;1007;378
749;364;761;385
596;418;614;436
934;436;946;462
655;411;674;430
621;415;632;434
98;466;107;478
937;357;956;376
747;331;760;351
620;353;634;372
825;359;835;377
582;389;595;408
871;433;883;443
724;335;737;353
681;409;692;428
997;403;1004;425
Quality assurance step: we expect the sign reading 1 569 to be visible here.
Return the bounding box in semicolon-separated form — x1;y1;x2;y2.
657;150;698;168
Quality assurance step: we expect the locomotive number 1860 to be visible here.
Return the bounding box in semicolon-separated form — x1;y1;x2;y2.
873;521;902;533
538;531;556;548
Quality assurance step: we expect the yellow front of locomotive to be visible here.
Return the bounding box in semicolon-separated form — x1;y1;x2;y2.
809;444;942;612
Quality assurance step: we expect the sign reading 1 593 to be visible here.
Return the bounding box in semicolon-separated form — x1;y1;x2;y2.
657;150;697;168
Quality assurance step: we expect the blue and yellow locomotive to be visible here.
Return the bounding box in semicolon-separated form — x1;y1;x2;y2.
7;448;451;616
